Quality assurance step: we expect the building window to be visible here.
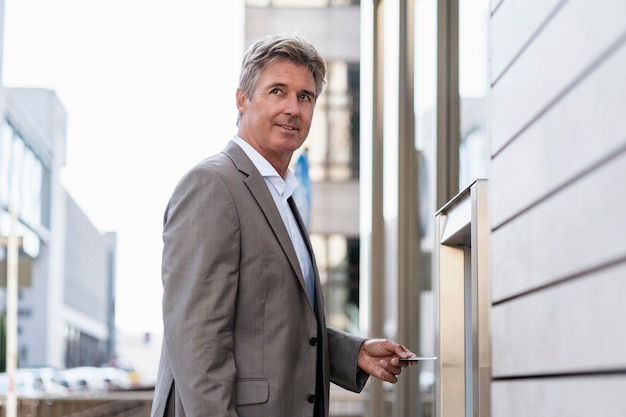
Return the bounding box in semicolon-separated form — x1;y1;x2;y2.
64;324;108;368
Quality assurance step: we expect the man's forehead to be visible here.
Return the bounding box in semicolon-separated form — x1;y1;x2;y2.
259;61;315;87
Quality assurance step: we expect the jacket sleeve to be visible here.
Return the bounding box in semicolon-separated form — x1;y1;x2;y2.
327;326;370;392
161;164;240;417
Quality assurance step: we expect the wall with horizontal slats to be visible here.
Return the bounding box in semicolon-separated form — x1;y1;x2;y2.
492;376;626;417
489;0;626;414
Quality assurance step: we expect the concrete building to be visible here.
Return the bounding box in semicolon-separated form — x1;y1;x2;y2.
0;87;118;370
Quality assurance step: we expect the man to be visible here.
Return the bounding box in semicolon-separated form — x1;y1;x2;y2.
150;33;416;417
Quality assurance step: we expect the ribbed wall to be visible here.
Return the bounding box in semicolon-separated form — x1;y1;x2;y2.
489;0;626;414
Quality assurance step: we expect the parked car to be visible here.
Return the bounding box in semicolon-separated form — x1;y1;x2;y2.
58;366;107;393
99;367;132;391
0;368;67;398
18;367;68;397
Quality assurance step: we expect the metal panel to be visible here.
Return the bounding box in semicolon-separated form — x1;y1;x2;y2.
491;263;626;377
491;0;626;154
397;0;419;415
492;376;626;417
434;179;490;417
491;40;626;228
365;1;387;416
490;0;565;83
436;0;460;208
492;150;626;302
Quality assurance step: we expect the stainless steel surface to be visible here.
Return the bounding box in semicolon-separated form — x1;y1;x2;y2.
434;179;490;417
436;0;460;208
397;0;419;416
366;1;387;416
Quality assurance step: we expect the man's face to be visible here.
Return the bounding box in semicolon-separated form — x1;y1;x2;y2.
236;59;317;174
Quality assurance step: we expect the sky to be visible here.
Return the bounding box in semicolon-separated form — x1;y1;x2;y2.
2;0;245;334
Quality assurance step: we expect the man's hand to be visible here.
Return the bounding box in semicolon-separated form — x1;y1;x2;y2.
357;339;417;383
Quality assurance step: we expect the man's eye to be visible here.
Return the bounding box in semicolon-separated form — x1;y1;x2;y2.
299;94;311;101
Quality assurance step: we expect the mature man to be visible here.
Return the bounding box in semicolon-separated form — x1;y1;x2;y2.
150;33;416;417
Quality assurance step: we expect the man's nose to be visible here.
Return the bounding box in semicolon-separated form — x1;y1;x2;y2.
284;94;300;116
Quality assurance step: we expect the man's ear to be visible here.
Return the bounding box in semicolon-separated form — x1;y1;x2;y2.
236;88;246;112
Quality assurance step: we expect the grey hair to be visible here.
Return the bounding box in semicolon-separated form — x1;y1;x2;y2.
236;33;327;126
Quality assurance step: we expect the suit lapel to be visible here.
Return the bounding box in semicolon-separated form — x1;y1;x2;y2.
288;197;324;313
222;142;310;297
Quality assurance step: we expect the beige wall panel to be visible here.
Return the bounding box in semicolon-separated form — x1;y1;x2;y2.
491;263;626;376
491;0;626;154
492;376;626;417
491;151;626;301
491;41;626;227
245;7;360;62
491;0;563;82
310;181;359;236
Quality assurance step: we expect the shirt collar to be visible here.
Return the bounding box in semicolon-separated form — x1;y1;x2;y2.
232;136;298;198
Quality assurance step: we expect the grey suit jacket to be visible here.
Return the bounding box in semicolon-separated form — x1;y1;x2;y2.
150;141;368;417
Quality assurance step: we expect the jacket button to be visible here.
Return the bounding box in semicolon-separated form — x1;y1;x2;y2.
309;337;317;346
308;394;316;403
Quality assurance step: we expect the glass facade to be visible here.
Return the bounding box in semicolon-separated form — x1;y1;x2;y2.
307;61;360;182
312;234;360;333
458;0;489;191
360;0;492;415
242;1;488;414
306;58;361;333
0;119;49;258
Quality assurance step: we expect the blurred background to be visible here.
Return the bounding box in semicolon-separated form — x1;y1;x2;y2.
0;0;625;416
0;0;246;390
